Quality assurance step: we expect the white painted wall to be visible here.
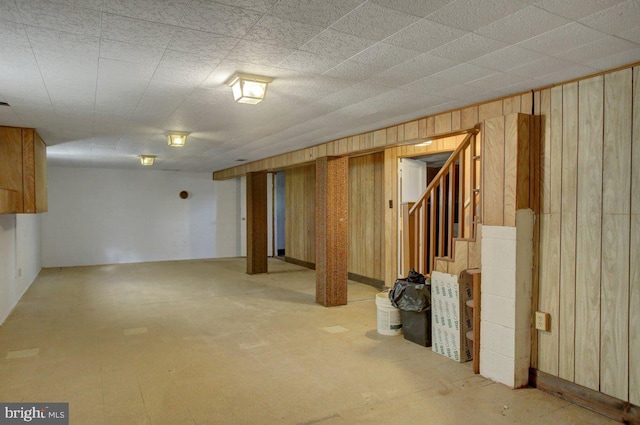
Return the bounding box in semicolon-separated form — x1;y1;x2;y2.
41;167;241;267
0;213;41;324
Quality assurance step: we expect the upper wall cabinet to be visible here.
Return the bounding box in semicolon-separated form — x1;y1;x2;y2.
0;126;47;214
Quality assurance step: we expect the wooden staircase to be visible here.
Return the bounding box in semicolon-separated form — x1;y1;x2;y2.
401;128;482;278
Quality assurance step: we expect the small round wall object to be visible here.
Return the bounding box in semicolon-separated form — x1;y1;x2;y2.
179;190;189;199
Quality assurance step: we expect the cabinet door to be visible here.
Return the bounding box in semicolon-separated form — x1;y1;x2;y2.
20;129;48;213
0;126;23;213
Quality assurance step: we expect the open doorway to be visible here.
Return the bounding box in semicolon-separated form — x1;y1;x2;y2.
397;151;453;278
273;171;285;258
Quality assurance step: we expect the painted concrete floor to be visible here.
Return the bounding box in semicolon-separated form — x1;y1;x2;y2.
0;258;617;425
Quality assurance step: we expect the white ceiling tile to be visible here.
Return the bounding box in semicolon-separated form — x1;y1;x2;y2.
429;33;508;61
152;66;211;87
436;83;489;100
580;0;640;36
244;15;324;48
476;6;570;44
26;26;99;56
533;64;599;85
0;0;22;23
559;36;639;64
0;43;38;68
618;26;640;43
585;46;640;70
400;76;455;96
180;0;262;38
317;82;392;107
167;28;239;56
369;0;454;17
101;13;176;48
368;54;460;87
212;0;278;13
98;58;156;83
278;50;342;74
104;0;190;25
330;2;421;41
507;56;580;78
35;51;98;85
384;19;467;53
300;29;376;59
467;72;529;90
426;0;527;32
517;22;607;55
533;0;626;20
350;42;420;67
99;39;165;65
159;49;223;71
0;19;30;47
225;39;296;67
430;63;495;84
17;0;101;36
469;45;546;71
322;59;383;80
47;0;104;11
267;0;366;27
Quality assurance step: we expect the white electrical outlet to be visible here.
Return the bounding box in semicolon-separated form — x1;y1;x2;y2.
535;311;550;331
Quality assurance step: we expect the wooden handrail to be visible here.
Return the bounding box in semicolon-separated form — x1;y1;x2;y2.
409;130;477;215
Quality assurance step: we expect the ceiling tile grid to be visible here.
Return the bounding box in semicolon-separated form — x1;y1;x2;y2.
0;0;637;171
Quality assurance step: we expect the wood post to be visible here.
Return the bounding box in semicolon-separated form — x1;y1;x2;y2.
246;171;268;275
315;156;349;307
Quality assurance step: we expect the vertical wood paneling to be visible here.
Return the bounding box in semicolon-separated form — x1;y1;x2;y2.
405;121;419;140
559;82;578;382
574;76;604;392
461;106;479;129
479;99;503;121
503;114;518;226
538;86;563;375
540;89;552;213
538;211;560;375
384;148;399;285
483;117;505;226
435;113;452;134
348;153;384;280
631;65;640;406
285;165;316;264
600;69;632;400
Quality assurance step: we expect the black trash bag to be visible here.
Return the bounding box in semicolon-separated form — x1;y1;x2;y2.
388;269;431;312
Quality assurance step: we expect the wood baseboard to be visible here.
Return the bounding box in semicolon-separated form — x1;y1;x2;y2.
283;256;315;270
529;369;640;424
281;257;384;290
347;273;384;290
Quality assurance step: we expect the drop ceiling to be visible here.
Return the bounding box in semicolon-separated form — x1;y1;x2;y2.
1;0;639;173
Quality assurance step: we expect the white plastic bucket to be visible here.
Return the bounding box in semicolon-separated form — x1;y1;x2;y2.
376;291;402;336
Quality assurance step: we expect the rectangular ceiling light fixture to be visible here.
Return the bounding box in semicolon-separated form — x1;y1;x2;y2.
167;131;190;147
140;155;156;166
227;72;273;105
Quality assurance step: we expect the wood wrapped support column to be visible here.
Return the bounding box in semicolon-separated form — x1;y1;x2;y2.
315;156;348;307
246;171;268;275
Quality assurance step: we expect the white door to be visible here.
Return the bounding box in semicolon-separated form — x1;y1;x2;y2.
398;158;427;277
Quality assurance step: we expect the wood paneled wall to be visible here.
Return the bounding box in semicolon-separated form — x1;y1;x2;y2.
285;164;315;265
349;153;384;280
536;67;639;404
